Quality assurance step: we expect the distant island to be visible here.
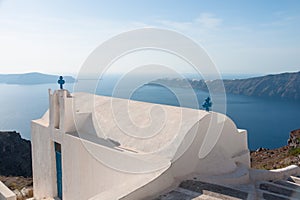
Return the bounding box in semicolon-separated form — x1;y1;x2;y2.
0;72;75;85
147;71;300;101
1;71;299;100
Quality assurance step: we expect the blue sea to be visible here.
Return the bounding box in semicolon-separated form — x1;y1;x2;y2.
0;75;299;150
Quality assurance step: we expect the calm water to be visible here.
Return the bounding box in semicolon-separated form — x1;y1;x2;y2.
0;79;299;150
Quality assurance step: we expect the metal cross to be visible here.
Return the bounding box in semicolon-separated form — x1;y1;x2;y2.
202;97;212;112
57;76;65;90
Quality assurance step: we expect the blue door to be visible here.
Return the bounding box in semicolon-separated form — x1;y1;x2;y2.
55;143;62;199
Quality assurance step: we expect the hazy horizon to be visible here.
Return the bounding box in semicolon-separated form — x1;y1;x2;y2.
0;70;298;76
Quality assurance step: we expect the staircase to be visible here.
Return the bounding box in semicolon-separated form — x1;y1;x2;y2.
154;180;249;200
256;176;300;200
155;175;300;200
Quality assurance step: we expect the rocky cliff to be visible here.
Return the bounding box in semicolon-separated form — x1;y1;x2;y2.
221;71;300;100
251;128;300;170
150;71;300;100
0;131;32;177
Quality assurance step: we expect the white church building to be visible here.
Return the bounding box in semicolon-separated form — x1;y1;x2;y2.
30;89;300;200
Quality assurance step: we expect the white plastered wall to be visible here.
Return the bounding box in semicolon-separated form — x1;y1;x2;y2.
31;91;250;200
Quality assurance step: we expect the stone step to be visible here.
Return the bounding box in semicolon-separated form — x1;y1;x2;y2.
179;180;248;200
258;181;300;199
155;187;222;200
288;176;300;185
256;189;297;200
273;180;300;191
194;194;223;200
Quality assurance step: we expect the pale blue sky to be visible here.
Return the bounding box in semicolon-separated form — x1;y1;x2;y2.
0;0;299;75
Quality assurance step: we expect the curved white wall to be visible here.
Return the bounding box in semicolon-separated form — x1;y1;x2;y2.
31;91;250;200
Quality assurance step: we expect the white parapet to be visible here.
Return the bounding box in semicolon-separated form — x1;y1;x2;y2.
250;164;300;182
0;181;16;200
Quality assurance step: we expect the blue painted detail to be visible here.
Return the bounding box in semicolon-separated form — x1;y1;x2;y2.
202;97;212;111
57;76;65;90
55;150;62;199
